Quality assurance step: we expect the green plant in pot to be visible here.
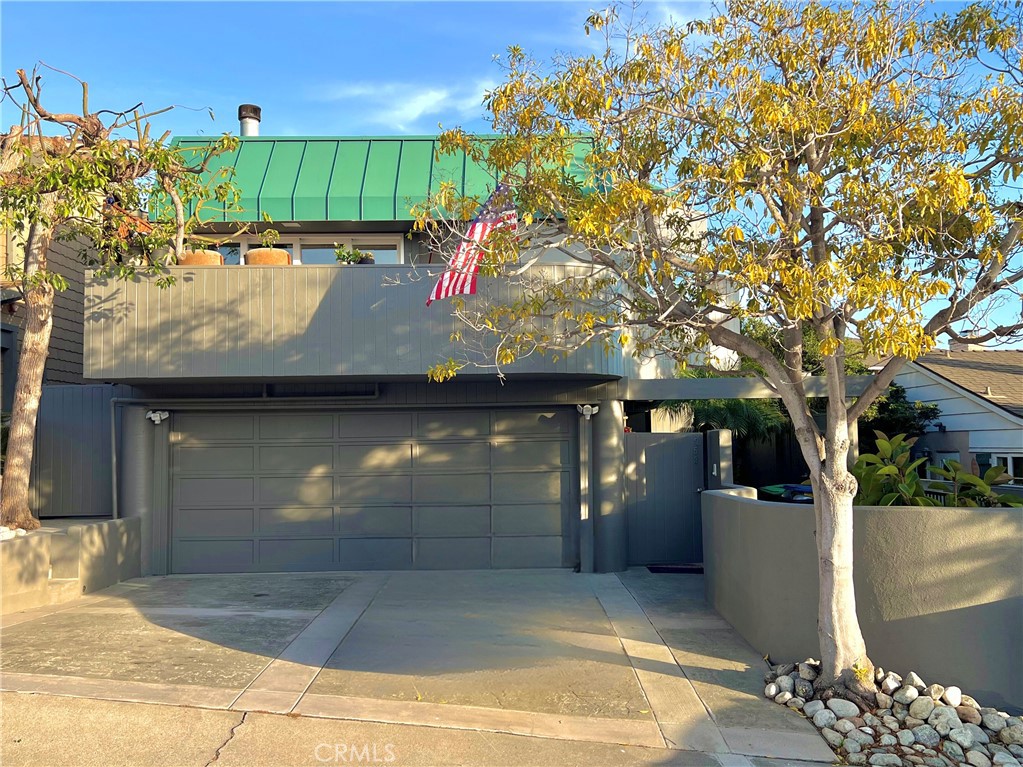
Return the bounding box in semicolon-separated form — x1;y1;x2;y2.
334;244;374;265
852;431;935;506
246;213;292;265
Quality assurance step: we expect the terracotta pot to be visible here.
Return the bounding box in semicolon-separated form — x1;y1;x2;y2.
245;248;292;265
177;249;224;266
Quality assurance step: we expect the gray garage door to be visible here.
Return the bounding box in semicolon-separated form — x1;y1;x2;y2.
169;409;577;573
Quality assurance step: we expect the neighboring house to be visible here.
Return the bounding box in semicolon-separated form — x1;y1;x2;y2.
81;107;716;575
889;347;1023;482
1;229;88;407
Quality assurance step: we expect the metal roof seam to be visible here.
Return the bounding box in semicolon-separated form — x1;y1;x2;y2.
358;141;372;221
324;141;340;222
291;141;308;222
256;141;276;221
393;139;403;221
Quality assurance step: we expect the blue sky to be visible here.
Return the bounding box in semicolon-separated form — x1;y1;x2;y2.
1;1;700;137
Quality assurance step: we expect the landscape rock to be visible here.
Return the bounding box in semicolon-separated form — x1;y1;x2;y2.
875;692;894;709
983;714;1007;733
942;740;966;762
1000;726;1023;747
795;678;814;699
813;708;838;729
774;663;795;676
835;719;857;734
913;725;942;748
829;698;861;718
942;687;963;708
798;662;818;681
844;738;863;753
786;697;804;709
991;753;1021;766
847;728;875;746
910;697;937;720
896;685;922;705
880;733;898;746
1010;746;1023;759
776;675;795;694
967;752;993;767
764;670;778;683
929;706;963;736
822;728;845;747
898;730;917;746
906;717;927;729
802;699;825;718
1009;719;1023;731
848;755;867;765
958;706;983;725
764;683;779;698
882;675;903;695
774;691;793;705
961;695;981;710
869;755;903;767
905;672;927;691
950;727;977;750
865;713;883;728
925;684;946;701
965;724;990;745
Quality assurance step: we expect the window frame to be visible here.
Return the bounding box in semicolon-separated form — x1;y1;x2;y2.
236;234;404;265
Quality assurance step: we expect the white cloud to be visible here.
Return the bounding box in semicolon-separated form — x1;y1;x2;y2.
314;79;498;133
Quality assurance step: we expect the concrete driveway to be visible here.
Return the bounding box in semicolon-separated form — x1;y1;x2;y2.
0;569;834;765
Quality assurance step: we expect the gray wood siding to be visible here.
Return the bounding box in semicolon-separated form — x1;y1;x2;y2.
3;238;87;384
85;265;624;380
31;384;123;518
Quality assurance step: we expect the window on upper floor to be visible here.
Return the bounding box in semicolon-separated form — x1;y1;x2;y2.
992;454;1023;484
236;235;403;265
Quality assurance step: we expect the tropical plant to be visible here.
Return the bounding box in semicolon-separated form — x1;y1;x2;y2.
0;66;239;531
334;244;368;264
258;212;281;248
859;384;942;454
412;0;1023;697
852;431;934;506
661;397;788;442
928;461;1023;507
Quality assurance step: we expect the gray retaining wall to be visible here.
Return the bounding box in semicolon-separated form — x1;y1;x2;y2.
702;487;1023;712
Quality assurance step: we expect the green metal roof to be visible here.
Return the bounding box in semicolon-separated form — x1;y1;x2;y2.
173;136;587;224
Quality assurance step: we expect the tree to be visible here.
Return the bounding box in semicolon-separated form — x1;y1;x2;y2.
413;0;1023;698
0;66;238;530
859;383;941;453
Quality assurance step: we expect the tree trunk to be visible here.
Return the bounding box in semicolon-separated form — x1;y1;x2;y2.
814;469;873;695
0;222;55;531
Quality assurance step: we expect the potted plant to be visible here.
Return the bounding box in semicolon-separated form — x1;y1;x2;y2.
177;239;224;266
334;243;374;265
245;214;292;265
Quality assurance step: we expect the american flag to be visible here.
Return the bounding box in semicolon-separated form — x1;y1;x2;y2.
426;183;517;306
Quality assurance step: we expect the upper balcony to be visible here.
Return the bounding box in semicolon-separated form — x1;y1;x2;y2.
84;264;631;381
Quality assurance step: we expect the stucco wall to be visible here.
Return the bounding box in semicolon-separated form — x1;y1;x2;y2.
702;487;1023;712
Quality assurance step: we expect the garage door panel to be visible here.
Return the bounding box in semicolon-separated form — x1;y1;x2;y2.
174;540;254;574
416;411;490;438
493;537;563;568
259;507;334;535
175;508;254;537
171;408;574;573
415;506;491;537
415;538;491;569
338;443;412;471
494;410;572;435
337;507;412;537
414;473;490;504
493;440;570;469
339;475;412;503
340;538;412;569
493;504;562;536
259;476;333;504
339;413;412;438
258;538;335;571
260;413;334;440
174;414;254;443
176;446;254;473
177;477;253;506
259;445;334;473
416;442;490;468
493;471;568;503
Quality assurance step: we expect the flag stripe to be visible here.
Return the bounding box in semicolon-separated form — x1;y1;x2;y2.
427;184;517;306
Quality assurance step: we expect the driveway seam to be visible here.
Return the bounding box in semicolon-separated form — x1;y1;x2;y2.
615;572;719;725
287;573;390;712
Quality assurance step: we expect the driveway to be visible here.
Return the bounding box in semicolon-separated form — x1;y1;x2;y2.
0;569;833;764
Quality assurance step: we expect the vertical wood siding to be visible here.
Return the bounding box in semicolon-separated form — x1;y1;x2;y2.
85;265;626;380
